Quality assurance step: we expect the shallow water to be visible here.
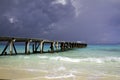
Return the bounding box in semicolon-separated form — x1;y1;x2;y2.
0;45;120;80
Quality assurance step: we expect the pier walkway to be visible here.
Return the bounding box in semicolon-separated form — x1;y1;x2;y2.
0;37;87;55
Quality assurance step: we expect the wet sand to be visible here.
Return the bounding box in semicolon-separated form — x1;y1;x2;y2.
0;67;120;80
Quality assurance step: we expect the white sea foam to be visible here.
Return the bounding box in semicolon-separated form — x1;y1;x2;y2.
50;56;80;62
38;56;120;63
38;56;48;59
45;73;75;79
104;57;120;62
79;58;104;63
57;66;66;71
78;57;120;63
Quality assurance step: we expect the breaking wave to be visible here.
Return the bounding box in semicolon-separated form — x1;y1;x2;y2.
38;56;120;63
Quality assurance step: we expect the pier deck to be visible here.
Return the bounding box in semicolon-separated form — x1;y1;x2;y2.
0;37;87;55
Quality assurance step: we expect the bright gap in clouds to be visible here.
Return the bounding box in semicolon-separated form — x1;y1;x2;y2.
8;17;18;24
9;17;15;23
71;0;81;17
53;0;81;17
52;0;67;5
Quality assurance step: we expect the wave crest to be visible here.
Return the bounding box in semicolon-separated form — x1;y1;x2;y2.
38;56;120;63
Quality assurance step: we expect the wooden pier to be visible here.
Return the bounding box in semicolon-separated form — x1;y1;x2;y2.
0;37;87;55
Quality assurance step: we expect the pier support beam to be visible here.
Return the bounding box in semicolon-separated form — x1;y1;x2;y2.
32;44;35;53
65;42;69;50
9;40;13;55
13;44;17;54
34;42;37;52
40;41;44;53
1;39;17;55
50;42;55;53
35;42;40;52
1;42;9;55
33;42;40;53
60;43;65;51
25;40;32;54
25;41;29;54
55;42;59;52
0;37;87;55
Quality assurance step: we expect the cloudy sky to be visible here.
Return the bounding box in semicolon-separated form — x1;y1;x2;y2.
0;0;120;44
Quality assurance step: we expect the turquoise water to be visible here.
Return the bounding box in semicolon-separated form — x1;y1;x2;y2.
0;45;120;80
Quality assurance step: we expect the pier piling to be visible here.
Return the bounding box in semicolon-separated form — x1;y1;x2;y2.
0;37;87;55
40;41;44;53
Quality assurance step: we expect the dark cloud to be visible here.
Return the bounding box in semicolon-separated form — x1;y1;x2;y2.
0;0;120;44
49;0;120;44
0;0;75;37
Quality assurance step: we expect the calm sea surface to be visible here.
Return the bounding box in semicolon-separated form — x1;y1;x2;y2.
0;45;120;80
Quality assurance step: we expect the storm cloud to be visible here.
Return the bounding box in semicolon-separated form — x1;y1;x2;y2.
0;0;75;37
0;0;120;44
49;0;120;44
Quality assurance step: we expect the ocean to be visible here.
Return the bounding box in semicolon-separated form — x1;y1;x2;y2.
0;45;120;80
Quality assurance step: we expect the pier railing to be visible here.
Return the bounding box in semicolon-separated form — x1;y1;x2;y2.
0;37;87;55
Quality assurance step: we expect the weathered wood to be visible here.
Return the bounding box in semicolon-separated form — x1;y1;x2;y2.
50;42;55;53
0;37;87;55
32;44;35;53
55;42;59;52
34;42;37;52
25;41;30;54
60;43;65;51
9;40;13;55
40;41;44;53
